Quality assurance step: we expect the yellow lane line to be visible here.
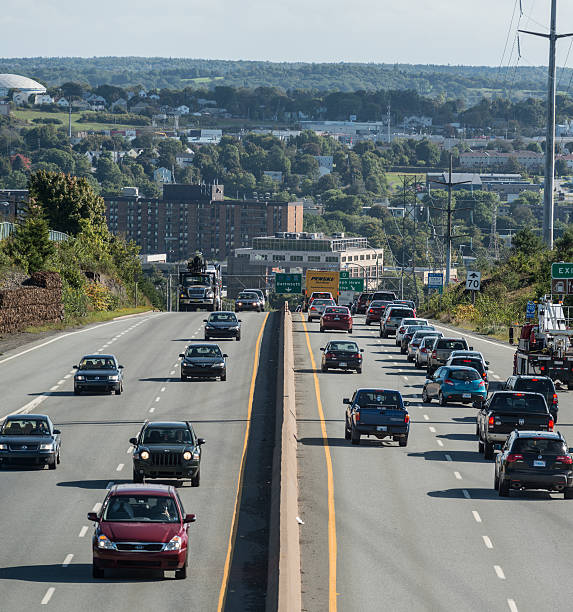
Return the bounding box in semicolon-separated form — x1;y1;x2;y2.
301;314;338;611
217;312;269;611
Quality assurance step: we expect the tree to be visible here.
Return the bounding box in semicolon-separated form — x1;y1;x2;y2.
511;227;544;256
29;171;108;237
555;159;570;177
5;202;54;273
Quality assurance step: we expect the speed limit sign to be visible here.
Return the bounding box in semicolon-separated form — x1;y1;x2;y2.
465;271;481;291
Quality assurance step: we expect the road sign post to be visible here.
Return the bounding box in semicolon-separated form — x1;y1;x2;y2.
275;273;302;294
465;271;481;305
427;272;444;296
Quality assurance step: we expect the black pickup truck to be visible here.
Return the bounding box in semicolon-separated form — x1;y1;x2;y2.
476;391;553;460
344;388;410;446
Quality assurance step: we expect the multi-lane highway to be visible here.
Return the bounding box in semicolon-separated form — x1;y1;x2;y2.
294;314;573;612
0;311;270;611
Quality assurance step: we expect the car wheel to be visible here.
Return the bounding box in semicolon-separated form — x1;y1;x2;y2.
484;441;495;460
74;387;81;396
498;477;510;497
204;335;209;341
439;392;448;406
407;355;413;362
320;326;325;333
348;328;352;334
220;373;226;382
191;468;200;487
422;388;431;403
564;487;573;499
382;331;388;338
115;386;122;396
56;450;61;465
49;458;57;470
133;470;144;484
356;367;362;374
478;438;484;453
236;333;241;341
398;435;408;447
365;320;370;326
92;563;105;579
175;561;188;580
181;374;187;381
351;426;361;445
344;418;351;440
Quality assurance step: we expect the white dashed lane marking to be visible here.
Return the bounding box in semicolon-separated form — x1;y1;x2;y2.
507;599;519;612
436;440;444;447
41;588;55;605
149;407;155;413
423;414;429;420
63;374;71;379
161;387;166;392
429;426;436;433
494;565;506;580
78;526;88;538
116;464;124;472
482;536;493;549
454;471;462;480
57;379;65;385
127;447;133;454
472;510;482;523
155;397;160;402
62;554;74;567
170;370;176;376
49;385;59;392
92;502;102;513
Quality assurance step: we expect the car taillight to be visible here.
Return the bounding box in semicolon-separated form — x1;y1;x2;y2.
549;419;554;430
488;416;494;426
444;379;454;386
399;327;405;333
368;309;374;313
540;366;545;371
556;455;573;464
325;353;335;359
482;373;487;379
506;453;523;463
311;306;316;310
355;411;360;422
478;380;485;387
421;347;427;353
432;350;437;358
553;393;558;404
354;353;361;359
404;414;410;424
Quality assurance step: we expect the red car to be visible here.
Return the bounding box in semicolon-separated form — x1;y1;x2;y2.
320;306;353;333
88;484;196;579
365;300;391;325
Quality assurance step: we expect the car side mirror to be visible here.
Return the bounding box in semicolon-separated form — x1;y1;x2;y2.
320;347;325;351
53;429;61;435
87;512;99;522
238;319;242;323
343;398;351;404
179;354;185;358
203;319;207;322
486;361;490;365
118;365;124;369
223;354;228;358
184;513;196;523
360;349;364;353
129;437;138;445
73;365;78;369
198;438;206;445
469;346;474;350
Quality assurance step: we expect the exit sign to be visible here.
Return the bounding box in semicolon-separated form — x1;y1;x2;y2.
552;263;573;279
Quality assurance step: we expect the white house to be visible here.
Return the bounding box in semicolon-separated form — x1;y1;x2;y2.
34;94;54;105
12;92;32;105
175;153;195;168
153;167;173;183
57;98;70;108
176;105;190;115
138;89;148;98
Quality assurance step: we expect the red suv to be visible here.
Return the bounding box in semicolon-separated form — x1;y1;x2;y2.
88;484;196;579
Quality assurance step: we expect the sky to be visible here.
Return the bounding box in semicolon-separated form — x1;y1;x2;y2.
2;0;573;67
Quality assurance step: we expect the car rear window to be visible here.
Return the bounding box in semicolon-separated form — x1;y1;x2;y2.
449;369;481;381
438;339;468;350
511;438;566;454
329;342;358;352
490;394;548;413
451;358;484;373
514;379;553;394
372;292;396;301
355;390;403;408
406;325;433;334
324;307;348;314
389;308;414;319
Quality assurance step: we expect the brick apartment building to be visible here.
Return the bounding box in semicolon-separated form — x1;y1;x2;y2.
104;184;303;262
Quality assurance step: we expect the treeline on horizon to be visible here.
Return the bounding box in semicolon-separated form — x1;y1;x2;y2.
1;57;570;102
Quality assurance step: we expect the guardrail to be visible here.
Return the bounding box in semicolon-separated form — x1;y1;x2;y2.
0;221;69;242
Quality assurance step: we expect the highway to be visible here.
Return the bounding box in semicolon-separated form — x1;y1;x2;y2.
294;314;573;612
0;311;270;611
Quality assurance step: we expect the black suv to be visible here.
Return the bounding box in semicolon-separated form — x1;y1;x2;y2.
504;375;558;421
494;430;573;498
130;421;205;486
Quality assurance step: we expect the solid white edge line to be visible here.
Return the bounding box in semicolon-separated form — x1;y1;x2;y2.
507;599;519;612
482;536;493;549
41;587;55;605
472;510;482;523
78;526;88;538
432;323;514;351
494;565;506;579
62;554;74;567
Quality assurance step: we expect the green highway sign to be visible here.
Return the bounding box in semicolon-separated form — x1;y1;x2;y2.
552;262;573;279
275;273;302;294
339;270;349;279
339;277;365;292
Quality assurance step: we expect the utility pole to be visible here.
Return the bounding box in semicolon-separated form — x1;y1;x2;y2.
430;155;471;287
520;0;573;248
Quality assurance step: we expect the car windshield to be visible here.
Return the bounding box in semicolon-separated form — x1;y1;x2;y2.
355;390;402;409
103;495;180;523
448;369;481;381
514;379;553;393
511;438;566;454
329;342;358;352
182;275;209;287
79;357;116;369
209;313;237;323
324;307;348;314
1;419;50;435
451;359;484;373
438;340;467;350
238;293;257;299
185;345;222;358
490;394;548;414
142;427;192;444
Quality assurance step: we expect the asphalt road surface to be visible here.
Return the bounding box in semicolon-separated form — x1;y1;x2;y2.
294;313;573;612
0;311;269;612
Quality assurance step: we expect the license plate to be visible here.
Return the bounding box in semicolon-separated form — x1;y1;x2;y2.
334;316;340;320
339;362;347;367
377;425;387;431
534;460;546;467
463;393;471;399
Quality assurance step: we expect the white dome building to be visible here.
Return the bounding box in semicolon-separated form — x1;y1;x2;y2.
0;74;46;103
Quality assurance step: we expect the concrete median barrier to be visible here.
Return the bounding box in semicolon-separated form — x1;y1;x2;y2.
267;303;301;612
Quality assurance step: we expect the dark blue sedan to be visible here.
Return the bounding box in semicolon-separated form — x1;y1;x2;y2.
74;354;124;395
0;414;61;469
